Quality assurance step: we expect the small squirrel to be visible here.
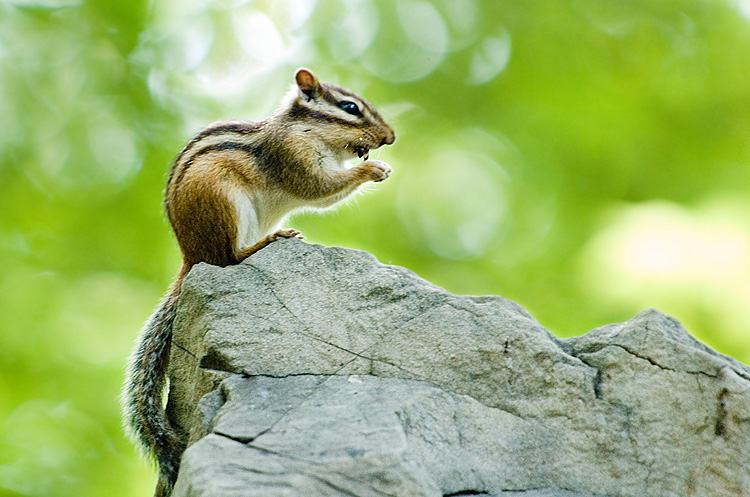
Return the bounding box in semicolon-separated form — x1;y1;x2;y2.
122;68;395;496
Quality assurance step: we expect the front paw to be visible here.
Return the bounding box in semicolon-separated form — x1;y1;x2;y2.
360;160;392;182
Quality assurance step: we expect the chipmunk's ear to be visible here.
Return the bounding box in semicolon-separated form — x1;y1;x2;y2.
295;68;321;100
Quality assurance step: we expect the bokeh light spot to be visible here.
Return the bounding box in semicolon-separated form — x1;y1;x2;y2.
88;119;140;185
398;0;448;54
233;12;286;65
363;1;448;82
323;0;379;62
579;200;750;353
397;145;509;260
468;30;512;85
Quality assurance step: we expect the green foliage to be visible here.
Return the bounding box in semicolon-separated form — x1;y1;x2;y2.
1;0;748;495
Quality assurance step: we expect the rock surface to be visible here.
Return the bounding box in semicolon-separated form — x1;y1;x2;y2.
167;238;750;497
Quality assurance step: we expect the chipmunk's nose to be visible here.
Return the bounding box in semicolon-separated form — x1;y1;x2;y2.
381;128;396;146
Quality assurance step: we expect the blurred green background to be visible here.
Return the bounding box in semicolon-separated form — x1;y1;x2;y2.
1;0;748;495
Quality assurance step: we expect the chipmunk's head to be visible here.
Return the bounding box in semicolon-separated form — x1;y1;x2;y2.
287;68;395;160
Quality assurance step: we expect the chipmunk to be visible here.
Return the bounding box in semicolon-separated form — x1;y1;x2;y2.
122;68;395;496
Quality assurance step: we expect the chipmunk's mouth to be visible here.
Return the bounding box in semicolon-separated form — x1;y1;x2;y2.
353;145;370;160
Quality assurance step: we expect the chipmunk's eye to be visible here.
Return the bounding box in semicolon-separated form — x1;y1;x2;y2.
338;101;362;117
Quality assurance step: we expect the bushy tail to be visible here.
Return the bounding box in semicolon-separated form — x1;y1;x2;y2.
123;265;188;495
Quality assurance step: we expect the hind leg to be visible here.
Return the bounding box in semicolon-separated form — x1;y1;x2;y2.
235;229;303;261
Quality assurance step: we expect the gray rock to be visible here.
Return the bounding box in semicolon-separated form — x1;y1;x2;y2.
168;238;750;497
